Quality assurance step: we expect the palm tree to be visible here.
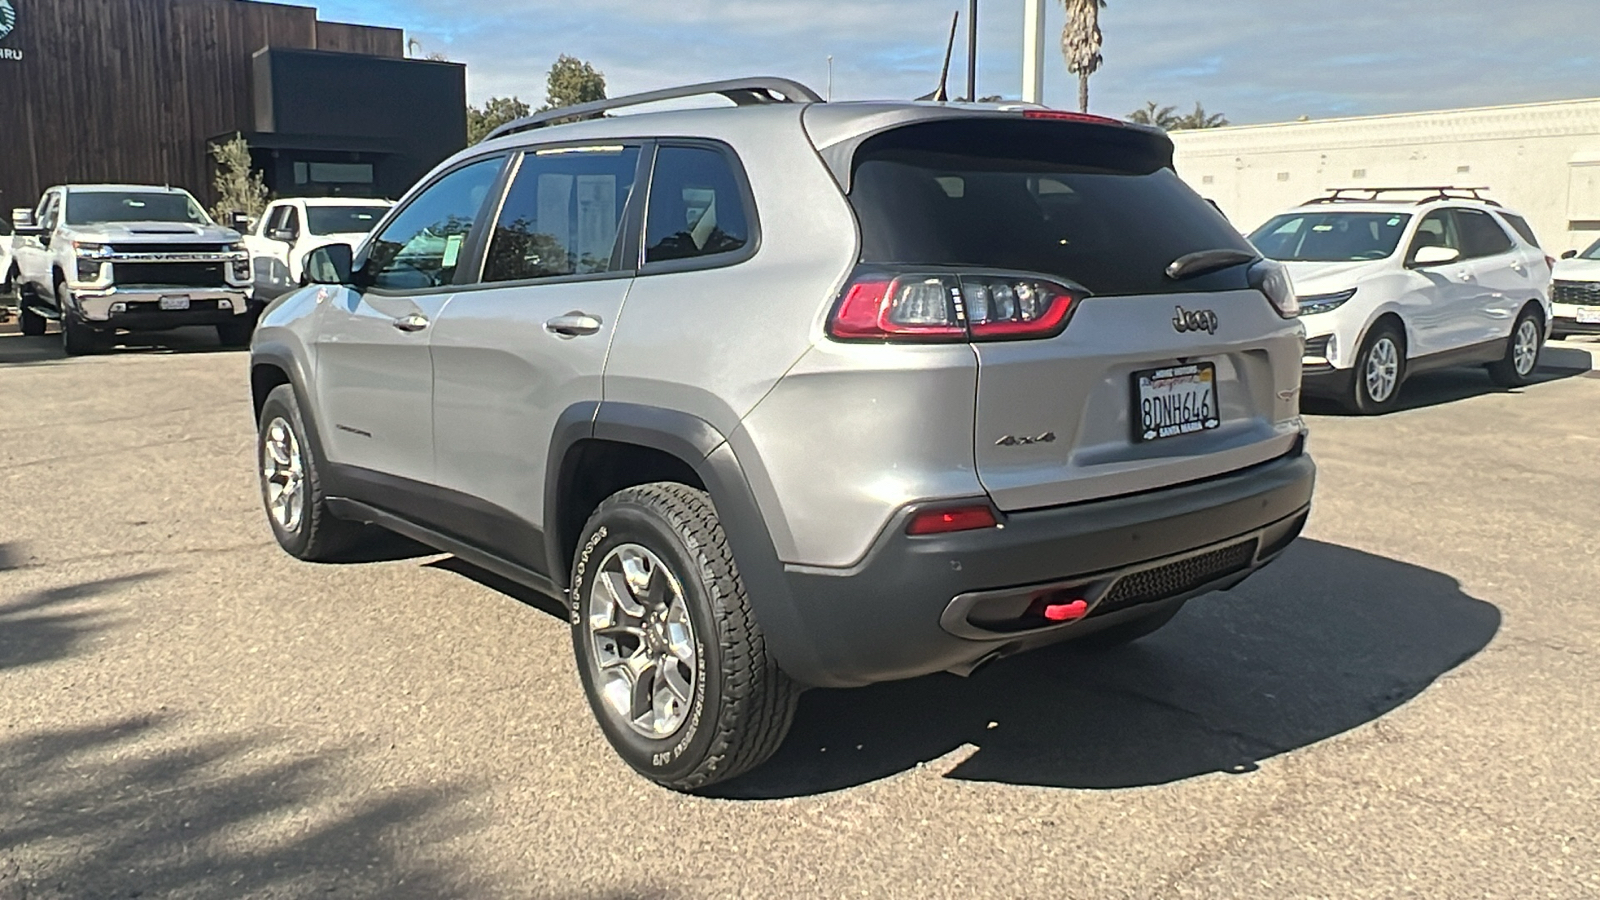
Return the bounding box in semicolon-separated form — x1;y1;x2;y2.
1173;102;1229;130
1061;0;1106;113
1129;101;1179;129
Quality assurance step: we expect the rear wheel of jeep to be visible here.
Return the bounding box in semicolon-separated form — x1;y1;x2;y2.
257;384;365;561
570;483;798;792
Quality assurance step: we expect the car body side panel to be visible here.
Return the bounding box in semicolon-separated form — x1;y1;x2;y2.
601;115;861;439
734;341;983;568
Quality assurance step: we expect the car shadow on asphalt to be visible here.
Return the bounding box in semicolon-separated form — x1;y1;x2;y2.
0;715;472;898
1301;345;1594;416
710;539;1501;800
0;326;240;365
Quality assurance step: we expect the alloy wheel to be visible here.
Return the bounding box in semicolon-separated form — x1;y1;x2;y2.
1365;336;1400;403
1513;319;1541;377
262;417;306;532
585;543;699;739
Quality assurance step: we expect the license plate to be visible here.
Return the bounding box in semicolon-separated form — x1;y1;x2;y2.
1134;363;1220;443
1577;307;1600;325
159;295;190;311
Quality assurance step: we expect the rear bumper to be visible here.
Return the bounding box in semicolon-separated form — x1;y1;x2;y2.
779;450;1316;687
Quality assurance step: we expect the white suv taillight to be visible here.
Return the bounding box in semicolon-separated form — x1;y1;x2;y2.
828;269;1082;343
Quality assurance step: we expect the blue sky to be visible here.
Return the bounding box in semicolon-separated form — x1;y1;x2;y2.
310;0;1599;124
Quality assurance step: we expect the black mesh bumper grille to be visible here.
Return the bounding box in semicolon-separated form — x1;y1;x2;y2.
1091;539;1259;618
113;262;227;288
1553;281;1600;305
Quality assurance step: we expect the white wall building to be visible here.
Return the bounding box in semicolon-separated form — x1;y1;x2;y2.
1170;98;1600;256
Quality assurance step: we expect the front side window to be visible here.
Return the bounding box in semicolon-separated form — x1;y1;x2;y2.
65;191;211;226
482;146;641;283
364;156;504;291
1250;212;1412;263
1407;210;1461;263
258;205;285;237
282;206;302;240
1454;208;1514;260
644;146;751;265
307;206;390;236
1577;238;1600;261
39;194;61;230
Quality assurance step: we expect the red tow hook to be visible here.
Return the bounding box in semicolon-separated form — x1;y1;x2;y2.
1043;599;1090;622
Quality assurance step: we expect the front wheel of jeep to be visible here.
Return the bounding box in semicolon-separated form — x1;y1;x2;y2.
570;483;798;793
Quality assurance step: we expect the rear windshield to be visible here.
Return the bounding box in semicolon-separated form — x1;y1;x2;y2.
847;119;1256;296
66;191;210;226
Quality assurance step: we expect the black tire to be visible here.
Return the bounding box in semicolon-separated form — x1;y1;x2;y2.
1344;323;1406;415
570;483;798;792
1073;603;1185;651
1487;307;1544;388
60;310;106;357
216;317;255;348
18;287;45;337
257;384;366;561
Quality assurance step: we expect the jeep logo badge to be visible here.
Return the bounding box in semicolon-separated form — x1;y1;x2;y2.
1173;306;1219;335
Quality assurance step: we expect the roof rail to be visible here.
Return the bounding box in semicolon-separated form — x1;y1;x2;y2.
1303;186;1501;207
484;77;824;142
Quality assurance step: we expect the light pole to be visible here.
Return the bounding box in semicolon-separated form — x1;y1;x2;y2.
1022;0;1045;104
965;0;978;102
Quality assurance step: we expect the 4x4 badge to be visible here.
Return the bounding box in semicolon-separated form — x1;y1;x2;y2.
1173;306;1219;335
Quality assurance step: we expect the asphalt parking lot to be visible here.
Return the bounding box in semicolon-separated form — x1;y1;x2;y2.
2;326;1598;900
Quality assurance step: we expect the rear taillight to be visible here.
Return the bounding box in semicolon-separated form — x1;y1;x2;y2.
828;269;1082;343
1249;259;1299;319
906;505;999;536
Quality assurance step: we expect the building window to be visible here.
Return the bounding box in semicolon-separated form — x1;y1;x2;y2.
309;163;375;185
1352;169;1367;180
1457;165;1472;174
1202;175;1215;185
1277;172;1291;182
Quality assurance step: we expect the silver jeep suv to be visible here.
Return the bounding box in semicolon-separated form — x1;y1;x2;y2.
249;79;1315;791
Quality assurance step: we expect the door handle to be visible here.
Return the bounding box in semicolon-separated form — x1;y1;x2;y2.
545;312;603;337
392;313;430;333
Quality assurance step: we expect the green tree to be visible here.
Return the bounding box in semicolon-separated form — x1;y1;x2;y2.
542;55;607;111
1128;101;1179;129
468;96;532;144
1061;0;1106;113
207;133;268;221
1172;102;1229;130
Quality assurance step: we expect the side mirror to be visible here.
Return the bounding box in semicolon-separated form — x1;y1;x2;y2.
303;243;354;286
1562;250;1579;260
11;208;41;236
271;228;298;243
1411;245;1461;267
228;211;253;233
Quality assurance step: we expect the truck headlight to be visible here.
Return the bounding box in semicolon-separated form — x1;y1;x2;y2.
72;242;113;259
77;259;105;282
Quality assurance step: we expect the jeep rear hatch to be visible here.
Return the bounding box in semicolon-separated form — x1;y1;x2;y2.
830;115;1303;512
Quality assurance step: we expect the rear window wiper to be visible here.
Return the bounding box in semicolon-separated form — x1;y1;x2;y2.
1166;248;1259;281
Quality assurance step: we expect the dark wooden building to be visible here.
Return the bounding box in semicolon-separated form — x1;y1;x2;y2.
0;0;467;215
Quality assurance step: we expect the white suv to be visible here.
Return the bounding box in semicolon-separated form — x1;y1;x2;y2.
1250;188;1553;413
1551;239;1600;339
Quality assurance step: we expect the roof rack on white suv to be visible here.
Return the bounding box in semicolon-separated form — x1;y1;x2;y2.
1305;186;1501;207
485;77;825;142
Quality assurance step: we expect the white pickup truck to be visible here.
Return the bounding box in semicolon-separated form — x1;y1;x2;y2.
10;184;254;354
244;197;391;302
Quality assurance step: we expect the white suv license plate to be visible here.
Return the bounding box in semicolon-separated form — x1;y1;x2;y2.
1134;362;1220;443
1577;307;1600;325
159;295;191;311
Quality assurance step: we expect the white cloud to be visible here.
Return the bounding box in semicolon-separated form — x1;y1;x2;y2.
312;0;1600;124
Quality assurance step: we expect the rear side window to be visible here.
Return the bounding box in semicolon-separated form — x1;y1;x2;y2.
847;119;1255;296
644;145;752;265
483;145;641;282
1454;208;1514;260
1497;211;1540;249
